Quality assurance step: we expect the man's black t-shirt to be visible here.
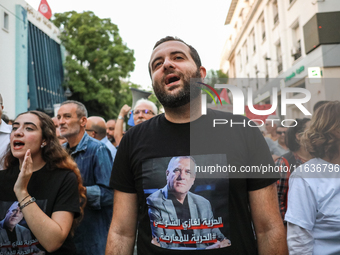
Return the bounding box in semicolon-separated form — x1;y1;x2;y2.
110;109;278;254
0;164;80;255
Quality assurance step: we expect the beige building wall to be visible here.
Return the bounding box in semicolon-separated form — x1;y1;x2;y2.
220;0;340;119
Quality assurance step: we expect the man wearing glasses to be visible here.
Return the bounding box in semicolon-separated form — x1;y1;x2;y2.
275;125;289;156
114;99;158;146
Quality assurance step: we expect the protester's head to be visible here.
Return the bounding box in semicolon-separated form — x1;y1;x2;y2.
149;36;206;109
4;111;86;231
52;116;59;127
313;100;329;113
106;119;116;143
133;99;157;125
265;115;280;134
285;118;311;152
149;36;202;75
276;125;288;146
3;202;23;231
166;156;196;196
57;100;87;139
86;116;107;140
303;101;340;160
9;111;49;164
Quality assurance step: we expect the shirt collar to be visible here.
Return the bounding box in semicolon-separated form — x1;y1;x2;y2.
64;132;90;155
101;136;109;144
0;121;12;134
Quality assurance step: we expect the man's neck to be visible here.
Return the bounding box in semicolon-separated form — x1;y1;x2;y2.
5;223;15;232
164;97;202;124
67;129;85;148
174;193;186;204
278;141;287;149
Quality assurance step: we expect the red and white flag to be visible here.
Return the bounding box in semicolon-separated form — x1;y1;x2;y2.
38;0;52;20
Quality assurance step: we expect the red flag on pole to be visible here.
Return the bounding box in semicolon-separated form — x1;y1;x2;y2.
219;88;231;104
38;0;52;20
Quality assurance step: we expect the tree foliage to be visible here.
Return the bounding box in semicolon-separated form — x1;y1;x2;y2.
52;11;135;119
205;69;228;85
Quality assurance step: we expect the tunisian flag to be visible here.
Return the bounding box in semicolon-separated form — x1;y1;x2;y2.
38;0;52;20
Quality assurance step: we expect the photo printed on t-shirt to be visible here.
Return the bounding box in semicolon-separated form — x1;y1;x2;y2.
0;200;47;255
142;154;231;250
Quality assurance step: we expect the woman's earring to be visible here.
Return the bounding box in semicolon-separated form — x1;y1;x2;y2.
41;143;45;148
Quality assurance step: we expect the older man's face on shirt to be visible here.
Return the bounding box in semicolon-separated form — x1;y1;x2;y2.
166;157;195;196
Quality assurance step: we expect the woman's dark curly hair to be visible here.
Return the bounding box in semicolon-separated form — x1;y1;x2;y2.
302;101;340;160
3;110;86;234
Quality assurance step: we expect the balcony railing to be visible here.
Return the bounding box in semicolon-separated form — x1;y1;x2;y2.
293;48;302;60
274;14;279;25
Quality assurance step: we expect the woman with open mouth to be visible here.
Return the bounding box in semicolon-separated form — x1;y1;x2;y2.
0;110;86;254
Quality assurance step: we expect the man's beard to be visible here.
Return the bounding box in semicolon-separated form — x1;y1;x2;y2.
107;135;115;143
153;69;202;108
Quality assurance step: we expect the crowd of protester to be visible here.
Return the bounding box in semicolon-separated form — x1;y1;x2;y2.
0;36;339;255
0;95;157;254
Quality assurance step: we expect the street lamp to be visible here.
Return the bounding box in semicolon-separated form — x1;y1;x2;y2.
64;87;73;97
63;74;73;98
44;102;53;114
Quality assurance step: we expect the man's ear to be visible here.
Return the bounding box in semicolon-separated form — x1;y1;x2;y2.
199;66;207;79
166;170;169;177
89;131;95;138
80;117;87;127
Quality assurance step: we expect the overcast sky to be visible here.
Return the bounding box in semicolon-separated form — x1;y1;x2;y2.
26;0;232;90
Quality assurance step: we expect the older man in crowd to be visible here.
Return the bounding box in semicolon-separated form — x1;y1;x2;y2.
57;100;113;255
114;99;158;146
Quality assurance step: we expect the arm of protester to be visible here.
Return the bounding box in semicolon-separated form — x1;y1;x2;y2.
114;105;131;146
14;150;75;252
86;145;114;209
275;158;289;221
287;222;314;255
105;190;138;255
249;183;288;255
285;175;316;255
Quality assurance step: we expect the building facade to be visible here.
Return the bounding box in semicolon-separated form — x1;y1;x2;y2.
0;0;65;119
220;0;340;118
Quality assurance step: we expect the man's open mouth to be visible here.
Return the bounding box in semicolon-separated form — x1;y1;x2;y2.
165;74;180;85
